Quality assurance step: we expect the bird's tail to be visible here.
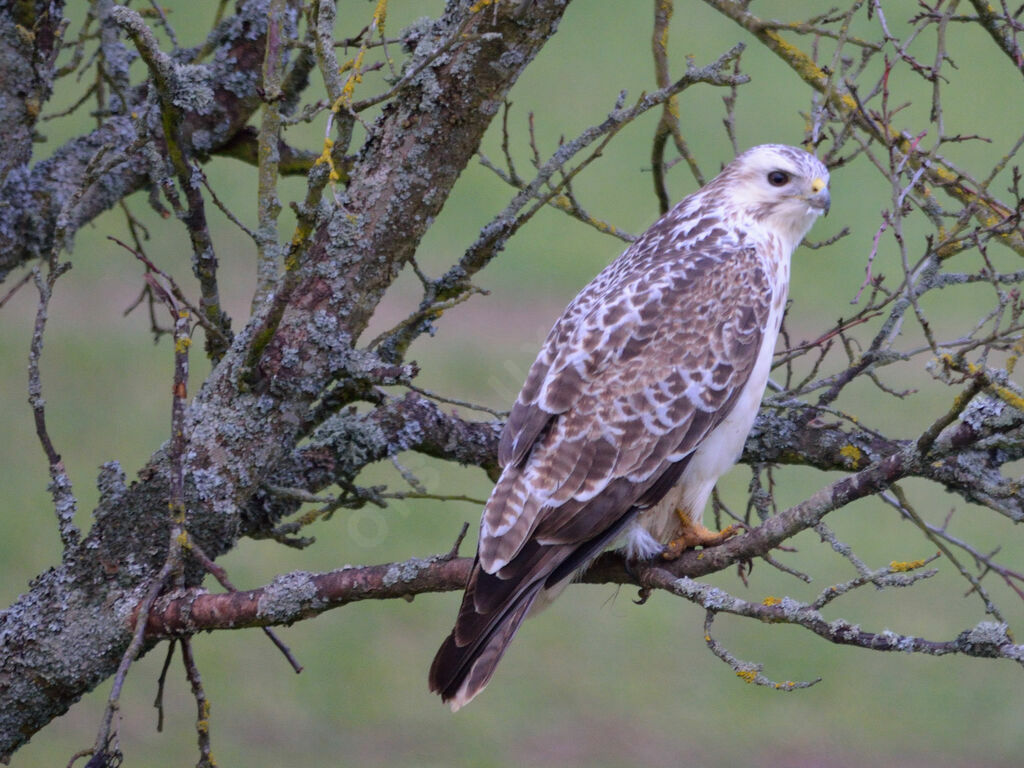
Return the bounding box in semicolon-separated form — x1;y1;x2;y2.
429;502;640;710
428;577;544;711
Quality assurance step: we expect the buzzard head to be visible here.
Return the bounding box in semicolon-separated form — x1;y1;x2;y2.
724;144;831;251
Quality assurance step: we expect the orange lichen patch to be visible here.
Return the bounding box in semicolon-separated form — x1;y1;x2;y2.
762;596;781;607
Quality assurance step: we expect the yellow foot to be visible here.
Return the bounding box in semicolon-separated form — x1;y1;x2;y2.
661;521;739;561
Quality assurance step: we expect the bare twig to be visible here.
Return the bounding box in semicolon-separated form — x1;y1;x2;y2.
112;6;233;361
254;0;289;310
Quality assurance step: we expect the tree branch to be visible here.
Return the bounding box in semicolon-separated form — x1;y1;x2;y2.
0;1;573;757
0;1;63;182
142;541;1024;672
0;0;270;283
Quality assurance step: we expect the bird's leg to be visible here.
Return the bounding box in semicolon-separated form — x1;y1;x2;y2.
661;509;739;560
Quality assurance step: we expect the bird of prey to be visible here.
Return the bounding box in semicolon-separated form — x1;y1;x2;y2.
429;144;831;710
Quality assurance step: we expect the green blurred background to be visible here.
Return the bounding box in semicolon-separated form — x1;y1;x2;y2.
3;1;1023;766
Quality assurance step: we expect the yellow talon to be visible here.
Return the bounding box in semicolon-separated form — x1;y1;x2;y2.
661;511;740;560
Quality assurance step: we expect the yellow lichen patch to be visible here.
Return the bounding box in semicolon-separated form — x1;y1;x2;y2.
762;29;857;113
762;596;781;607
15;24;34;45
371;0;388;30
313;137;340;182
889;559;926;572
330;0;388;112
991;381;1024;413
470;0;497;12
174;336;192;354
735;668;757;684
939;354;1024;413
839;443;862;467
1006;338;1024;375
314;137;335;166
337;64;364;107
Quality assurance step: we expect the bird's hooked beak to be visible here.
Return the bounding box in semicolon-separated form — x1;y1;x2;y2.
807;177;830;216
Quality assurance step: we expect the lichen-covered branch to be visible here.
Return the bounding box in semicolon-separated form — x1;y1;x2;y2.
965;0;1024;74
241;391;503;537
140;544;1024;673
641;569;1024;667
252;0;291;310
0;0;271;283
145;556;472;636
111;5;236;360
0;1;63;182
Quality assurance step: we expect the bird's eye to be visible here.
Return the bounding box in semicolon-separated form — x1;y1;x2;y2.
767;170;790;187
